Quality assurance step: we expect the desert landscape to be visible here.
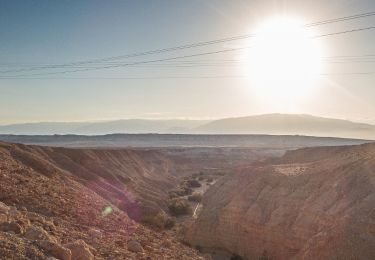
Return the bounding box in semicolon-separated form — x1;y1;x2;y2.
1;1;375;259
0;135;374;259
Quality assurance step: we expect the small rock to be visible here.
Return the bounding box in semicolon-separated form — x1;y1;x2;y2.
64;240;94;260
9;206;19;216
127;240;143;253
16;219;31;230
38;240;72;260
161;239;172;248
24;226;56;242
0;213;8;222
0;202;9;214
26;212;44;222
0;222;24;234
88;228;101;238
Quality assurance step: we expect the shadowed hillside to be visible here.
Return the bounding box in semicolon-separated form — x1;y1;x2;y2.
185;142;375;259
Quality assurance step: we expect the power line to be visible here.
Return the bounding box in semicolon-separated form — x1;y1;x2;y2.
313;26;375;38
305;11;375;27
0;72;374;80
4;47;250;77
1;11;375;75
3;54;375;66
5;25;375;78
2;54;375;66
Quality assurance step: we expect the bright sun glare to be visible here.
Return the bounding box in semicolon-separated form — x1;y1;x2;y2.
247;17;323;103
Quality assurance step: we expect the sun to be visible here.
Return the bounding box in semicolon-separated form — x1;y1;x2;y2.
246;17;323;104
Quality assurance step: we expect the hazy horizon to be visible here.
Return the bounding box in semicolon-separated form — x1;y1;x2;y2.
1;113;375;126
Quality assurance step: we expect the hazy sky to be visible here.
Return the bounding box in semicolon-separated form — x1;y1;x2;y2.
1;0;375;124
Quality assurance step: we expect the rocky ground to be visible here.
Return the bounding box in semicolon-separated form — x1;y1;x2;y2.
0;141;205;259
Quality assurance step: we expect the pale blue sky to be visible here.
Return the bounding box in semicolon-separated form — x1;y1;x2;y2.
0;0;375;124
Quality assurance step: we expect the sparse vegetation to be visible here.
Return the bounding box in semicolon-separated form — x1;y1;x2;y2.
168;198;193;216
188;192;202;202
186;179;201;188
168;186;192;198
231;254;243;260
141;211;176;229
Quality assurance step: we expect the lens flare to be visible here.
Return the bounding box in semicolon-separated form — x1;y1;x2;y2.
102;205;113;216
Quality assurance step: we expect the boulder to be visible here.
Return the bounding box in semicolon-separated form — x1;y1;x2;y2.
24;226;56;242
64;240;94;260
0;222;24;234
37;240;72;260
26;212;44;222
127;239;143;253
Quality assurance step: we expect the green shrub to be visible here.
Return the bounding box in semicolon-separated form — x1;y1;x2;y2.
168;186;192;198
186;179;201;188
164;217;176;229
168;198;192;216
188;192;202;202
141;211;176;229
182;186;193;195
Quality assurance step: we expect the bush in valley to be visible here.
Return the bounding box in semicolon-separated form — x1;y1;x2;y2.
168;186;193;198
141;211;176;229
182;186;193;195
168;198;192;216
188;192;202;202
186;179;201;188
164;216;176;229
198;176;205;181
206;177;214;183
231;254;243;260
192;172;204;178
168;191;179;199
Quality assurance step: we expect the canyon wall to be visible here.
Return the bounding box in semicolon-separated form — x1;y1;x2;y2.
185;143;375;259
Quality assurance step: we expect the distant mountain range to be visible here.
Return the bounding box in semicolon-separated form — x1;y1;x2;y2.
1;114;375;139
193;114;375;139
0;119;209;135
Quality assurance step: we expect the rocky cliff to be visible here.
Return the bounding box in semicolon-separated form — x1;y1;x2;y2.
1;142;178;220
185;142;375;259
0;141;203;259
